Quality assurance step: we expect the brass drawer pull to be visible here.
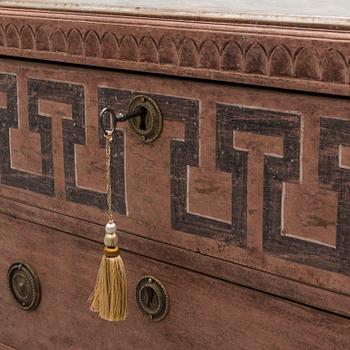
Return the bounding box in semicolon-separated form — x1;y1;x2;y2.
136;276;169;322
7;262;41;311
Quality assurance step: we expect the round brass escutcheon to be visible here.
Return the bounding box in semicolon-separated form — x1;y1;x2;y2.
136;276;169;322
128;95;163;143
7;262;41;311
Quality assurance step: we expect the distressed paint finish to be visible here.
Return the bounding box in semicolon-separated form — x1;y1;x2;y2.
0;74;127;212
216;104;301;252
0;212;349;349
0;73;55;195
1;59;350;300
0;5;349;349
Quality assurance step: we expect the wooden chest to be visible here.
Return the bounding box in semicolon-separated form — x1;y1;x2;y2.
0;2;349;349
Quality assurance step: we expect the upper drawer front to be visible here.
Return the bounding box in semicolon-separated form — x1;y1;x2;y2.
0;58;349;297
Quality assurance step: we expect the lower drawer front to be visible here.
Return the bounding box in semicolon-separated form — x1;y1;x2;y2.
0;213;348;350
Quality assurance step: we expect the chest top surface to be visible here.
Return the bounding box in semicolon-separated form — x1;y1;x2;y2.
2;0;350;27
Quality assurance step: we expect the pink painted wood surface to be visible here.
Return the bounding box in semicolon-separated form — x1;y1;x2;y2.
0;212;349;349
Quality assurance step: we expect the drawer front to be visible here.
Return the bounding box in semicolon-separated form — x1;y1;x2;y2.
1;57;350;300
0;212;349;350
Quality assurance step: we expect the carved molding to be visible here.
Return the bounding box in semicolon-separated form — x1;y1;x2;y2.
1;8;350;95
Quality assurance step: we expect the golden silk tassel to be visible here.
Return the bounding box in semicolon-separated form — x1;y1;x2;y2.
89;130;127;321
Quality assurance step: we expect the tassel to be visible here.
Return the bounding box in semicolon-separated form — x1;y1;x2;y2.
89;221;127;321
89;128;127;321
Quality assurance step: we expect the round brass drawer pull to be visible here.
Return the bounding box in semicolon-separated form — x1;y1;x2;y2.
7;262;41;311
136;276;169;322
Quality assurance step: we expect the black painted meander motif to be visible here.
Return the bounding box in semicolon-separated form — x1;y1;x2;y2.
0;74;54;195
0;73;349;275
217;104;301;250
0;74;247;244
98;87;247;246
0;73;126;213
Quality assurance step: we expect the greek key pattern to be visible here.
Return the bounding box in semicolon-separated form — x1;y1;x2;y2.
1;68;350;276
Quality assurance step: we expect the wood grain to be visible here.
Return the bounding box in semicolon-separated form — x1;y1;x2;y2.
0;343;16;350
0;212;349;350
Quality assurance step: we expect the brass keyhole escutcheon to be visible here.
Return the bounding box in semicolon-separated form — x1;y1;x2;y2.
128;95;163;143
7;262;41;311
136;276;169;321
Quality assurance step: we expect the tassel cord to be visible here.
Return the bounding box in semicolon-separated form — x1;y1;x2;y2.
105;130;114;224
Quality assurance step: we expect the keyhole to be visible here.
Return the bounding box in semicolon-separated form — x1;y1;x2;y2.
138;107;148;131
141;286;159;311
140;115;146;130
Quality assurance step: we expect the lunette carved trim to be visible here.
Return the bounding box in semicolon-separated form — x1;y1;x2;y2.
1;9;350;95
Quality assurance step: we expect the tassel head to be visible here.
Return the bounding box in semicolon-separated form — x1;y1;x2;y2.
89;221;127;321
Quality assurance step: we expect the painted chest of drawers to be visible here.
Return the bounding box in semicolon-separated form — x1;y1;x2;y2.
0;1;349;349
